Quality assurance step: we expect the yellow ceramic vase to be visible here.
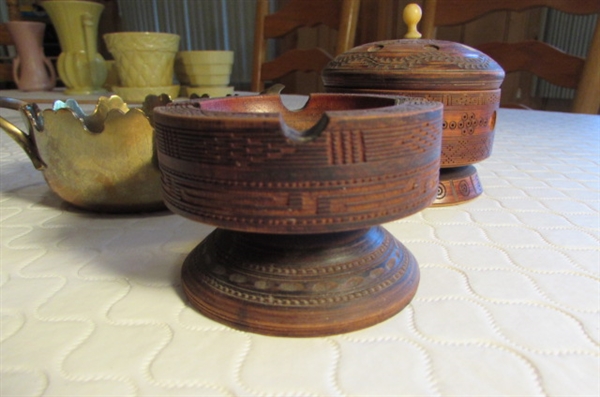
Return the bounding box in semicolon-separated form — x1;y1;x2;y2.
42;0;107;94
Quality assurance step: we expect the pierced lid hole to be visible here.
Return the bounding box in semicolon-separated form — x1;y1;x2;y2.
424;44;440;50
367;44;384;52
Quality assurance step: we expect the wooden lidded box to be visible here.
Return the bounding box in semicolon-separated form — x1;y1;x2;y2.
322;38;505;205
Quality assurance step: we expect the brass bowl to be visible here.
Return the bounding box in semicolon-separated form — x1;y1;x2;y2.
0;95;169;212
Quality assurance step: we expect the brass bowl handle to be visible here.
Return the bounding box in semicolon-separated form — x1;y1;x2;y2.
0;96;46;170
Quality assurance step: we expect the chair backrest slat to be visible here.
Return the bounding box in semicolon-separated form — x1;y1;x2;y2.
251;0;360;93
421;0;600;114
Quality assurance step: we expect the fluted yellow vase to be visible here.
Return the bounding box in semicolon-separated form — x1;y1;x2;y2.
42;0;107;94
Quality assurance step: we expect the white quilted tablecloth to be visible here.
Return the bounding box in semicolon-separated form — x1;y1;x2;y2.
1;96;599;396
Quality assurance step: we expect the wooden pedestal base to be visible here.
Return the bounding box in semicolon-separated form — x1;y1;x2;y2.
181;226;420;337
433;165;483;206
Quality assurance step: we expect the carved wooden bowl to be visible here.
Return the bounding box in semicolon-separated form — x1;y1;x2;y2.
154;93;443;336
323;39;505;206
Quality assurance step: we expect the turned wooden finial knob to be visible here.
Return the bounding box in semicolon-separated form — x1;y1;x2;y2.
403;3;422;39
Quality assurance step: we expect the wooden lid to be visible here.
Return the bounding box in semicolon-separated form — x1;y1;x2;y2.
322;39;505;91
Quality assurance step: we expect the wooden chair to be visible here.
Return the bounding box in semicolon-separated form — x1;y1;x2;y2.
0;0;21;86
421;0;600;114
251;0;360;93
0;24;14;84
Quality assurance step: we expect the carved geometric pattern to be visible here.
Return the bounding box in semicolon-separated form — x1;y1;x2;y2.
159;160;440;232
441;133;494;166
442;111;496;137
156;120;440;167
182;227;412;307
154;94;443;234
178;225;421;336
434;165;484;206
317;90;499;168
328;130;365;164
327;51;493;71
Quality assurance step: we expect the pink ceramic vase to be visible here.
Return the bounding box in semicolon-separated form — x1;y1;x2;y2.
6;21;56;91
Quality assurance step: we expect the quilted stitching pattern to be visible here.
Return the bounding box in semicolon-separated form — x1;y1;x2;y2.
1;106;598;396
